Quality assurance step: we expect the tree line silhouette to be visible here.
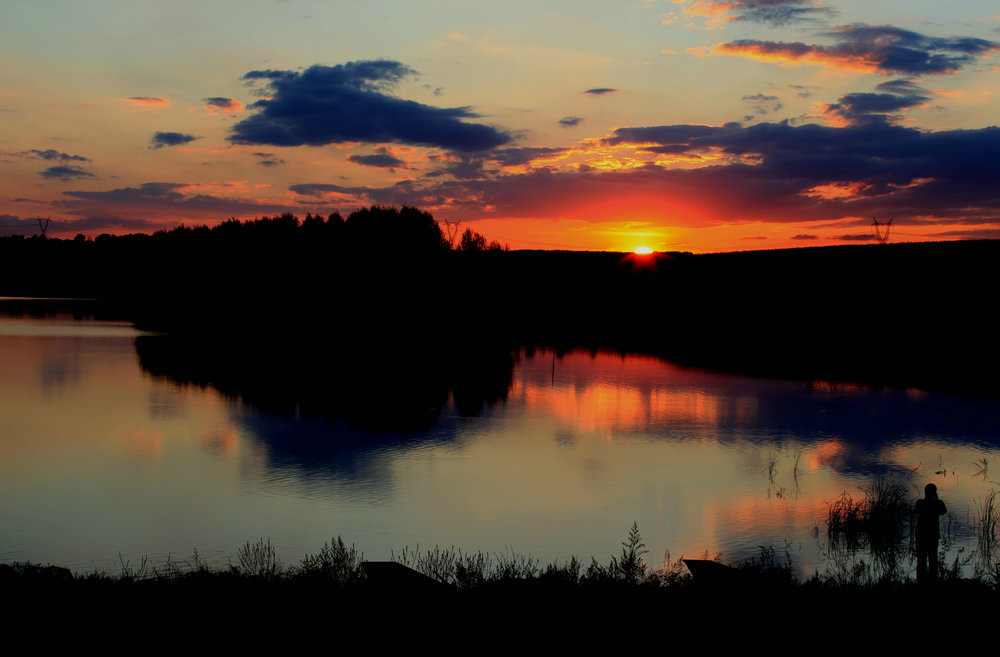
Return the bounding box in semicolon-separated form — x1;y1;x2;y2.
3;204;999;399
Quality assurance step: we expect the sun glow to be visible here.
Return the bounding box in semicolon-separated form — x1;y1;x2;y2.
634;246;654;254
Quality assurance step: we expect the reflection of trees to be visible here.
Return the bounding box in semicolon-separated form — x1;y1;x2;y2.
135;333;516;434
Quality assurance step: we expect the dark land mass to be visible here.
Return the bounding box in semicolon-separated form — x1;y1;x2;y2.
3;208;998;411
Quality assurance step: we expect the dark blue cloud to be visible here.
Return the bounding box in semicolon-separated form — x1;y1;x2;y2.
719;24;1000;75
717;1;836;26
583;88;618;95
491;147;567;167
605;125;723;151
41;165;95;181
823;90;929;126
348;147;408;170
252;152;285;167
559;116;584;127
874;79;926;96
150;132;200;149
606;120;1000;200
203;97;242;111
354;120;1000;228
229;60;511;153
26;149;90;162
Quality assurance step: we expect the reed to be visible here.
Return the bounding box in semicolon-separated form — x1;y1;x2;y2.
825;476;911;582
975;490;1000;581
118;552;149;582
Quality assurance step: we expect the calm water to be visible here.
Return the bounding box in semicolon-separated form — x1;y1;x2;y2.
2;303;998;576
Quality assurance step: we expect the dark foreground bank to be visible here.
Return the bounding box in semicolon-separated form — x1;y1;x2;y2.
5;549;997;650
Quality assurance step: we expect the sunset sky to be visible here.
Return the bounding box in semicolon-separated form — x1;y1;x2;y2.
2;0;999;252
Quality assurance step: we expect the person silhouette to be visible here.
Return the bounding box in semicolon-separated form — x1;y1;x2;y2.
914;483;946;583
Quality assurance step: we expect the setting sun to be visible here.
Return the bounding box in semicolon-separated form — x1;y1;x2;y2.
634;246;654;255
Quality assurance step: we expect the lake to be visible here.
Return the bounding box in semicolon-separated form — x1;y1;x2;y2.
2;299;998;578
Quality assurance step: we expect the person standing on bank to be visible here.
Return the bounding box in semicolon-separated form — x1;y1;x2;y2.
915;483;947;583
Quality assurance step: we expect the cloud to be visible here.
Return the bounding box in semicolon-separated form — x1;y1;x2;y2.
490;147;568;167
791;234;819;239
559;116;584;128
252;152;285;168
681;1;835;27
422;146;571;179
229;60;511;152
122;97;169;109
203;97;244;114
0;214;39;236
831;233;878;241
347;146;408;170
742;93;783;116
25;149;89;162
150;132;200;149
789;84;811;98
322;119;1000;235
50;182;301;233
288;183;347;197
711;24;1000;75
603;125;722;154
288;182;371;198
583;88;618;95
821;84;930;126
0;213;158;236
425;155;486;180
40;165;95;181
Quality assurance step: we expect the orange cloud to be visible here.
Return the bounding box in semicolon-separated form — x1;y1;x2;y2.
800;181;871;201
203;97;245;115
122;96;169;109
710;41;881;73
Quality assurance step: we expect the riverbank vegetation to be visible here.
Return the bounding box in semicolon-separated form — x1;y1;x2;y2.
6;491;999;646
7;493;1000;591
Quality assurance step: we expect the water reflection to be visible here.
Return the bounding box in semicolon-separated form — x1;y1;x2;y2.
134;333;515;433
1;305;999;579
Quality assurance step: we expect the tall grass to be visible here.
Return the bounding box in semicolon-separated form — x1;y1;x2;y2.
825;477;911;582
389;544;540;588
975;490;1000;583
11;513;1000;593
299;537;364;584
236;538;281;579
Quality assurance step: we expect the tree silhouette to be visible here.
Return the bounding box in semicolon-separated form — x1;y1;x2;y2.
457;227;505;252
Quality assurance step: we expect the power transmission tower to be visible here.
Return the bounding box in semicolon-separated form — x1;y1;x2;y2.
872;217;892;244
442;218;461;249
36;216;50;239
